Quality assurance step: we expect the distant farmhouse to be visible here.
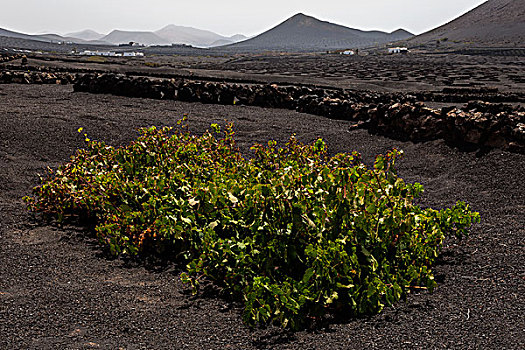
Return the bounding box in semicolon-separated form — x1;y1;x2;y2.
76;50;144;57
118;42;145;48
329;49;359;55
388;47;409;54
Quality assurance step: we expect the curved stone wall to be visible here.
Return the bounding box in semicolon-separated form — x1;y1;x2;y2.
0;71;76;85
72;74;525;153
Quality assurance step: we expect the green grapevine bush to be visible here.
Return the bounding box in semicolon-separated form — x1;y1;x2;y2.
25;121;480;329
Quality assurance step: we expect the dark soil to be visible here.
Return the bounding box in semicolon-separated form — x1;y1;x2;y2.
197;54;525;92
1;84;524;349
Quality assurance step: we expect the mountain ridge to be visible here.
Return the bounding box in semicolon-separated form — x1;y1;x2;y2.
65;29;105;41
101;30;170;46
222;13;413;52
407;0;525;47
0;27;105;45
154;24;246;47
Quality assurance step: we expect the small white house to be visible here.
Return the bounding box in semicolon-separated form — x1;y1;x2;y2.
78;50;116;56
341;50;355;55
77;51;143;57
122;52;144;57
123;52;135;57
388;47;409;54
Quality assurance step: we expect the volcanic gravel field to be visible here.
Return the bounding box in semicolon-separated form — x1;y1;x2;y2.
1;84;524;349
4;52;525;94
197;54;525;91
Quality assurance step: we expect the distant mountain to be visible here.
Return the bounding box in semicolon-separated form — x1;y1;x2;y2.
155;25;246;47
95;26;245;47
209;39;235;47
0;27;99;45
229;34;248;42
222;13;413;52
0;26;246;48
209;34;249;47
101;30;170;46
0;28;37;41
408;0;525;47
66;29;105;41
0;28;67;43
389;29;414;41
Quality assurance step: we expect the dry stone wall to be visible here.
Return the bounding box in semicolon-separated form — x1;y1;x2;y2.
0;71;76;85
0;54;24;64
72;74;525;153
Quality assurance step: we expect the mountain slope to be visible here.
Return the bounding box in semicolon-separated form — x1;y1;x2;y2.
223;13;413;52
409;0;525;47
209;39;235;47
229;34;248;42
0;28;36;41
101;30;170;46
155;25;241;47
209;34;249;47
1;26;246;48
0;27;99;45
389;29;414;41
66;29;105;41
0;28;63;43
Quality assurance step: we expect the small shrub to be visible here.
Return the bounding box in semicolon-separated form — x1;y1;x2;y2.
25;121;479;329
86;56;107;63
144;61;160;68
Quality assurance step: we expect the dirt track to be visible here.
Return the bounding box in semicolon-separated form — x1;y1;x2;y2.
1;84;524;349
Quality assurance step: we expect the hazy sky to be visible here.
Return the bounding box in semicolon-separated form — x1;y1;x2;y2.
1;0;488;36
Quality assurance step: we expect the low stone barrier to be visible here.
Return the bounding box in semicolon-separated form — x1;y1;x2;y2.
73;73;525;153
0;71;76;85
368;102;524;152
0;54;23;64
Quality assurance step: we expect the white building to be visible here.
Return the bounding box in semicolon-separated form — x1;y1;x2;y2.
388;47;409;54
122;52;144;57
77;50;144;57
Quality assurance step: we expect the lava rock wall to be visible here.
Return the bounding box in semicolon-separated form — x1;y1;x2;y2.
0;71;75;84
72;74;525;153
